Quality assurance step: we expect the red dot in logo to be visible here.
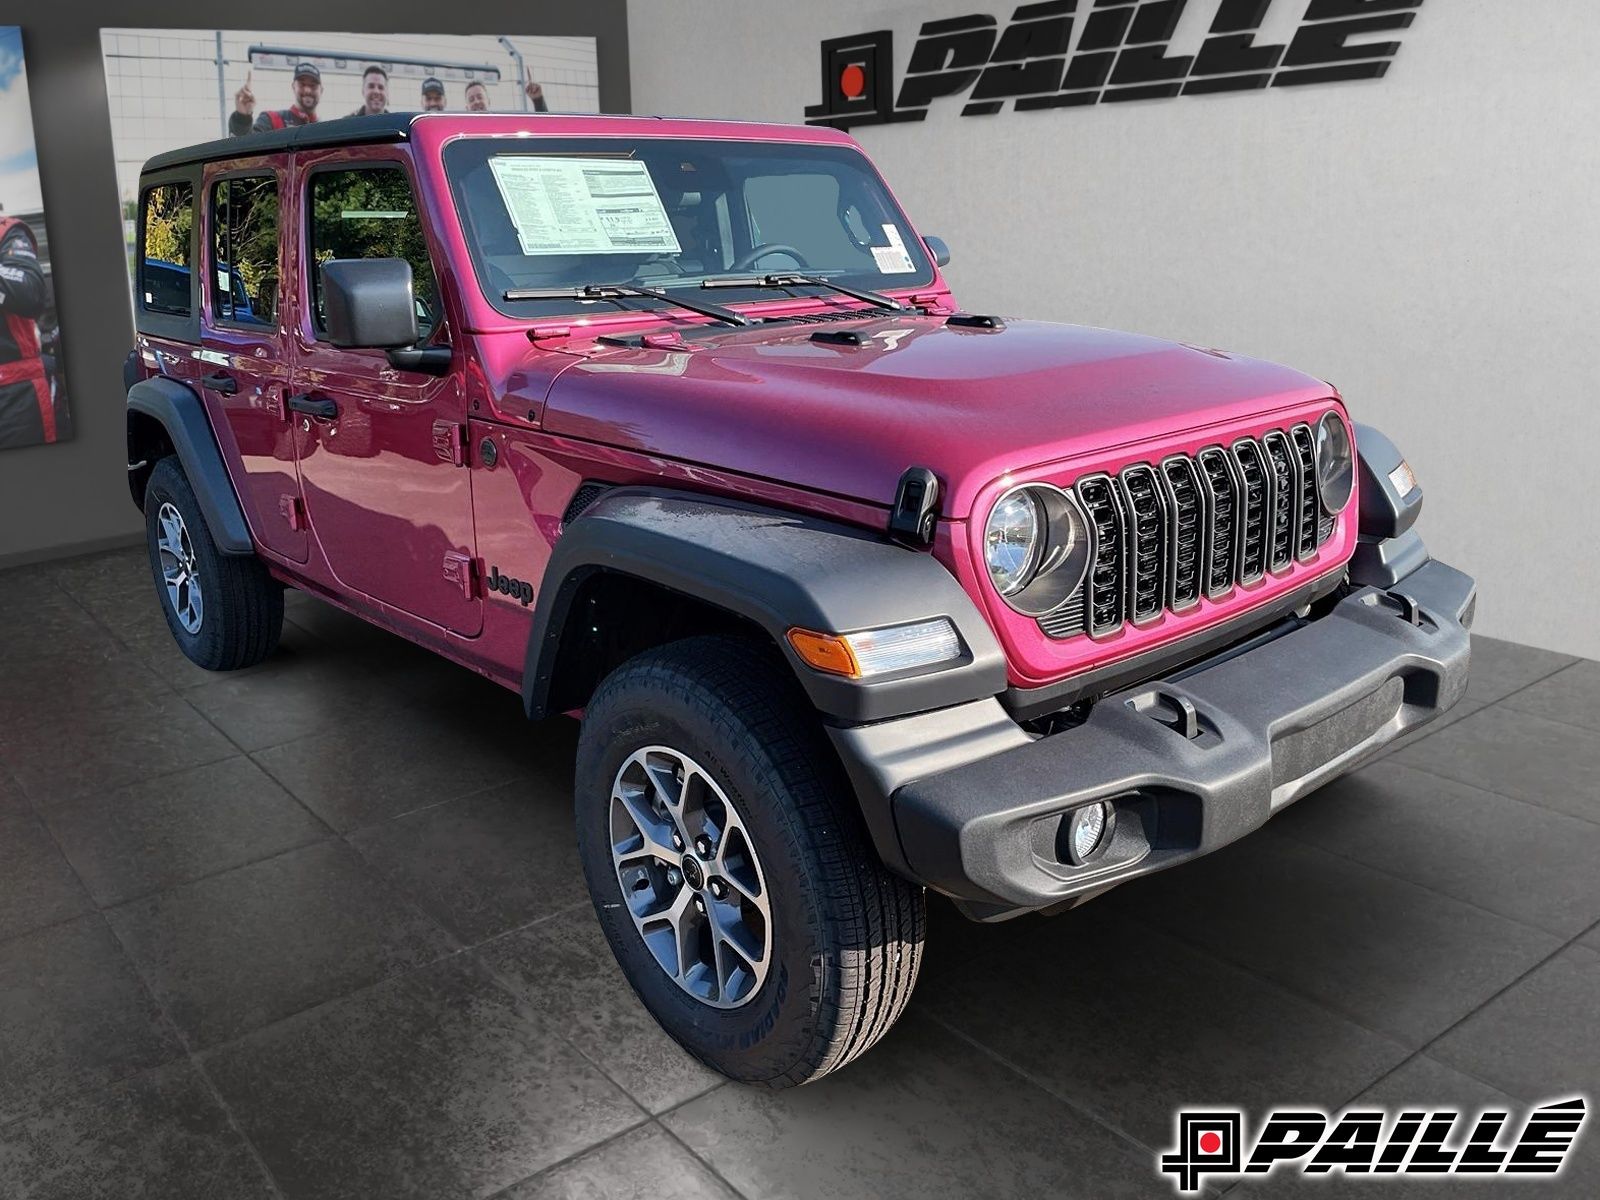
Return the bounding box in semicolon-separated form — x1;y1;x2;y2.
1199;1132;1223;1155
839;63;867;99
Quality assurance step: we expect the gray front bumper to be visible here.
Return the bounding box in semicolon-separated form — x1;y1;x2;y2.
836;559;1475;914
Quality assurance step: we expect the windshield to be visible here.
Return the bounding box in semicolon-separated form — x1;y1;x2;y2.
443;136;936;317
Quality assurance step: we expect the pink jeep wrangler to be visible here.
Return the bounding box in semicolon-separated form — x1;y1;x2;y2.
126;113;1473;1087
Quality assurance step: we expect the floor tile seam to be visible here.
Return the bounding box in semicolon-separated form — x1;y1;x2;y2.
916;1007;1174;1167
2;747;245;814
1372;757;1600;831
476;1113;663;1200
48;578;188;700
311;766;546;838
465;943;658;1123
188;944;484;1062
86;830;344;916
460;899;598;953
1254;821;1595;942
1302;911;1600;1123
96;909;291;1200
654;1117;761;1200
1469;655;1592;712
1110;903;1438;1054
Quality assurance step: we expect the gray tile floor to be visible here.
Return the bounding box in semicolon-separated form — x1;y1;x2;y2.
1;547;1597;1198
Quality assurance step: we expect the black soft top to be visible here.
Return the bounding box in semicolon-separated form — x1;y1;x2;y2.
141;113;415;175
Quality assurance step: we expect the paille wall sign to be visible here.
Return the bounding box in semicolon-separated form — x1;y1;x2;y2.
804;0;1424;128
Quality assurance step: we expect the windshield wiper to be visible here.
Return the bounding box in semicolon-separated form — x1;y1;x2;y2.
701;273;905;313
502;283;750;328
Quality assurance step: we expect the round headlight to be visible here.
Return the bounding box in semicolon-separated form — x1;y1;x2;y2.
985;489;1043;596
985;485;1093;615
1315;412;1355;514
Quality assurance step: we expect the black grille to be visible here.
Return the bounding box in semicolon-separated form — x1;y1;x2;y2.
1161;456;1206;612
1263;430;1297;573
1036;587;1086;640
1075;475;1127;636
1120;465;1167;624
1042;422;1342;641
1198;448;1238;599
1232;439;1271;584
1290;423;1320;560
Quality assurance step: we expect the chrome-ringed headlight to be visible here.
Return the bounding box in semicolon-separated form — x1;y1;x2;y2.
984;484;1092;616
1315;412;1355;514
985;488;1044;597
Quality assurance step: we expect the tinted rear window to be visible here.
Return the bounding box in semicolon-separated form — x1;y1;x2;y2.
140;181;194;316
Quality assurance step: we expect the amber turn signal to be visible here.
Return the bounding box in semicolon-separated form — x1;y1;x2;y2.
786;628;861;678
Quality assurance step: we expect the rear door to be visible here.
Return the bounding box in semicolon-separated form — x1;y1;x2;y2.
289;152;480;635
198;166;306;562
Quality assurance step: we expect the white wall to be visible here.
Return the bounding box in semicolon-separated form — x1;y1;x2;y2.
629;0;1600;660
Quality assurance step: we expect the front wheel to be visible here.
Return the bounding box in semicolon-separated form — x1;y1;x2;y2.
574;636;925;1087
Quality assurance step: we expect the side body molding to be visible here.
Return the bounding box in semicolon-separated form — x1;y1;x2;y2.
523;489;1008;723
126;376;254;555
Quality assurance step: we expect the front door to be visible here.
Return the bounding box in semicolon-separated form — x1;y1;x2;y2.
198;168;306;562
291;157;480;635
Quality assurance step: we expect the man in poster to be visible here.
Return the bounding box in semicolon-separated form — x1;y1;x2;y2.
0;213;53;447
349;64;388;117
229;61;321;135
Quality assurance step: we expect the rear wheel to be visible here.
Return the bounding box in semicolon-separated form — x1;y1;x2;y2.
575;635;925;1087
143;456;283;671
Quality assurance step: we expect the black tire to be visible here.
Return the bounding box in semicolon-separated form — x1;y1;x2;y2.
144;455;283;671
575;635;925;1088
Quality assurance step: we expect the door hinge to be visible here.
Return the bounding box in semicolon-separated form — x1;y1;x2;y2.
279;495;306;531
432;420;467;467
442;550;476;600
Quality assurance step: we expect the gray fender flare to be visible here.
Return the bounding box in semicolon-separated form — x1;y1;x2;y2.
127;376;254;555
1350;423;1428;588
522;488;1008;725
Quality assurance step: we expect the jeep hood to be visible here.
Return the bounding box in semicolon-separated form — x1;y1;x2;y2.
540;315;1333;515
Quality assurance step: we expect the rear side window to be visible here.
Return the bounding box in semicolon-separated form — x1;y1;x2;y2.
140;182;193;316
308;165;439;341
210;175;279;326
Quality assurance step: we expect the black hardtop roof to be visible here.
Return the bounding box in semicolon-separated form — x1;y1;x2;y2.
141;113;414;175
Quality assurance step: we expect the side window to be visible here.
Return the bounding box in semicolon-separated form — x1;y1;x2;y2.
140;182;193;315
210;175;279;326
308;166;438;343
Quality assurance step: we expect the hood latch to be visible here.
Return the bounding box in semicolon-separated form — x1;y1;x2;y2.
889;467;942;550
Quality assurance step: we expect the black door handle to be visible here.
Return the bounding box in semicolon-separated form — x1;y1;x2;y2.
202;370;238;395
287;393;339;420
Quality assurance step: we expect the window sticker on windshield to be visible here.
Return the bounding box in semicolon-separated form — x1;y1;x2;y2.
871;223;916;274
487;156;682;256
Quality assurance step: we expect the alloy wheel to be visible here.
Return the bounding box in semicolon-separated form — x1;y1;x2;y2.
155;501;204;634
609;745;772;1008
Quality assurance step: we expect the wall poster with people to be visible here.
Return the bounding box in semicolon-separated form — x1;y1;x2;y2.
0;26;73;452
99;29;601;308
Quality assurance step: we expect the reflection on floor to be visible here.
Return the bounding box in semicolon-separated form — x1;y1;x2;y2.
1;547;1596;1198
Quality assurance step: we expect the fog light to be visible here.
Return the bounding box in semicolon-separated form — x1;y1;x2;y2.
1066;801;1113;864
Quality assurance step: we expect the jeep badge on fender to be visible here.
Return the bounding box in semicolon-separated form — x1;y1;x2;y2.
124;109;1471;1087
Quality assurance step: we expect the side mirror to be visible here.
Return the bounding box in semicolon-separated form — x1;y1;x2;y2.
923;235;951;268
320;258;418;349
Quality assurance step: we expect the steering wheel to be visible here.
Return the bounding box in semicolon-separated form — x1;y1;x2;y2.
729;243;811;272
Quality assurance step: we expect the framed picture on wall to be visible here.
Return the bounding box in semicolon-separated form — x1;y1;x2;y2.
99;28;601;310
0;25;73;451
